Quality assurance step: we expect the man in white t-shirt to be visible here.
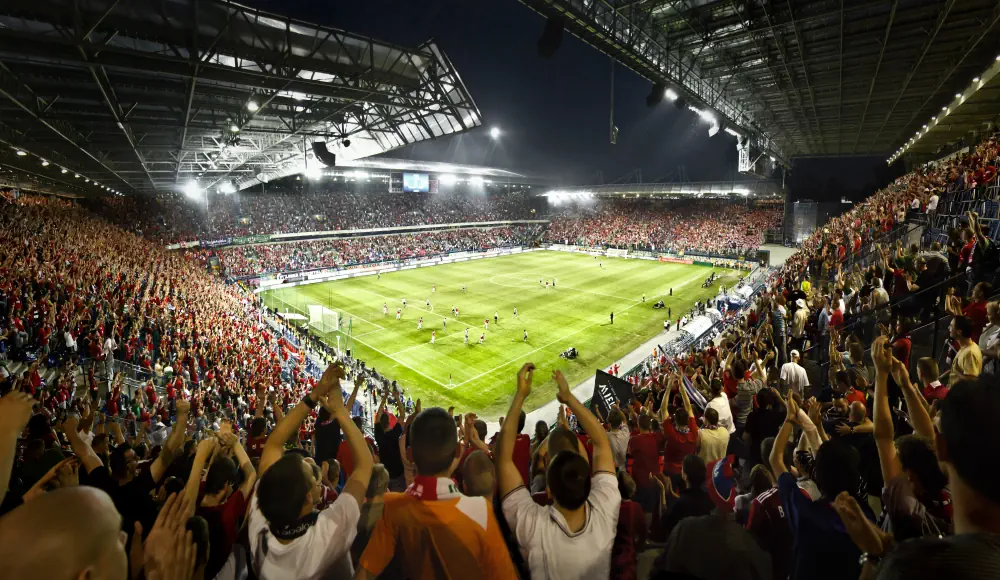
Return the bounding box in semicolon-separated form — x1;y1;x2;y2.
706;380;736;434
249;364;373;580
927;192;939;214
499;364;621;579
779;350;810;398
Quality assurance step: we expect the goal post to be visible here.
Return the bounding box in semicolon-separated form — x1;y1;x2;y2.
307;304;340;334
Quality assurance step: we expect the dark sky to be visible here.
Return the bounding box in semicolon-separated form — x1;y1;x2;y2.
246;0;900;200
247;0;739;185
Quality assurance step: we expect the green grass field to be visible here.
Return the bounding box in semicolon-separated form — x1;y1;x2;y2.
261;251;740;417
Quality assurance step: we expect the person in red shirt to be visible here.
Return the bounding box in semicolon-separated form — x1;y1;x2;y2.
660;380;698;487
507;410;532;487
612;471;646;580
946;282;990;342
892;319;912;368
958;228;976;268
917;358;949;403
829;304;845;330
628;414;660;513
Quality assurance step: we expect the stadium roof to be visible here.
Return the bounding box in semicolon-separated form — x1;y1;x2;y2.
0;0;482;197
518;0;1000;164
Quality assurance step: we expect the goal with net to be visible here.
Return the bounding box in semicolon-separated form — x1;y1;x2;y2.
307;305;340;334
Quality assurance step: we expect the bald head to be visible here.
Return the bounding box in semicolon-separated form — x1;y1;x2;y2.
0;486;128;580
461;450;495;498
849;401;867;423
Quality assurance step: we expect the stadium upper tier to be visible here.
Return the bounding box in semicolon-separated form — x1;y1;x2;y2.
544;199;782;256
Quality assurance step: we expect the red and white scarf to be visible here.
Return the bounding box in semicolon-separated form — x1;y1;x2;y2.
406;476;462;501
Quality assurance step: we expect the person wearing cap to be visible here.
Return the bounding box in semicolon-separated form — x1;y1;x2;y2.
779;350;810;399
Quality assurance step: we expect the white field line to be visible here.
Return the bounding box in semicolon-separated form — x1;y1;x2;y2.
346;332;449;388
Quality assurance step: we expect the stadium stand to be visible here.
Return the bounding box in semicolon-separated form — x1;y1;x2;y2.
544;198;782;256
217;225;542;277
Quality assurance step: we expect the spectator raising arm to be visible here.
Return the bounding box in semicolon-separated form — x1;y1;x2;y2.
60;414;105;476
555;369;615;475
872;336;903;485
890;358;936;441
0;392;35;503
320;377;373;506
150;397;190;484
768;393;799;476
259;363;343;476
184;438;218;505
497;363;535;498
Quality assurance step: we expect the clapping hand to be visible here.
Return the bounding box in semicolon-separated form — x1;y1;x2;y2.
516;363;536;397
143;493;197;580
552;370;572;404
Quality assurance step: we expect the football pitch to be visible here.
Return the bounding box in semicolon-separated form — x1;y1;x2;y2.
261;251;741;417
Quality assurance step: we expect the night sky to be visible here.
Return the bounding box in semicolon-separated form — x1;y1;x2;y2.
247;0;898;200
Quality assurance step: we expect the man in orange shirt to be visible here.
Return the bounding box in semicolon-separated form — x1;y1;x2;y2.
357;407;516;579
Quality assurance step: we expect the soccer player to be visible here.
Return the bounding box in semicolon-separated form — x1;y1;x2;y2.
402;298;407;308
443;318;447;330
464;328;469;344
494;311;499;325
642;294;646;303
418;317;423;330
430;331;436;344
513;306;518;319
462;284;467;293
552;279;556;288
426;298;431;310
610;312;614;324
377;271;381;280
539;277;543;286
396;309;401;321
483;319;489;331
455;307;460;318
599;262;603;268
432;284;436;293
478;332;485;344
523;329;528;343
383;303;388;316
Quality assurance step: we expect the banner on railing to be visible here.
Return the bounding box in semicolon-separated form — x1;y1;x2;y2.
232;234;273;245
200;237;233;248
165;240;201;250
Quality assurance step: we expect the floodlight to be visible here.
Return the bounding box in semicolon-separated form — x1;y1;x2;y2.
470;176;485;186
439;174;458;186
15;150;26;156
489;127;501;139
247;100;259;112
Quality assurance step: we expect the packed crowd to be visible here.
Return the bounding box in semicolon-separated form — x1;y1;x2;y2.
95;188;540;243
544;199;782;256
216;225;542;277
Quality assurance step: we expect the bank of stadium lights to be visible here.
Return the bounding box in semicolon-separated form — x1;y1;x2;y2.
489;127;501;139
40;160;49;166
15;149;26;156
247;99;259;112
304;165;323;180
439;174;458;186
60;168;67;174
469;176;485;186
218;181;236;195
664;88;679;101
891;64;994;165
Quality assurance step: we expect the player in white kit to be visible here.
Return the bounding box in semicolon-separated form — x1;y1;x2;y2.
464;328;469;344
383;303;388;316
417;317;423;330
430;331;436;344
523;329;528;342
395;309;401;320
483;319;489;331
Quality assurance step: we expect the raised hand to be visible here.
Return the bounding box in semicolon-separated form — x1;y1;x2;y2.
174;397;190;417
0;391;34;436
871;336;894;374
516;363;536;397
833;491;892;556
553;369;571;404
785;392;800;423
143;493;197;580
314;363;346;398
